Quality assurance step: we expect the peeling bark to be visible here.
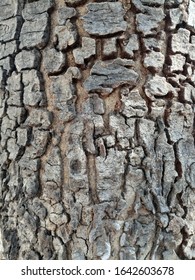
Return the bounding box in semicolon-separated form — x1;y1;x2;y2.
1;0;195;260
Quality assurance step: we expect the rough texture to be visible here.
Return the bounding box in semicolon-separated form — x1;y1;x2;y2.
73;37;96;64
1;0;195;261
82;2;127;36
84;59;138;93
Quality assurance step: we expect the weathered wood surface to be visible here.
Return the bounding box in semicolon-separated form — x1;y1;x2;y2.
0;0;195;260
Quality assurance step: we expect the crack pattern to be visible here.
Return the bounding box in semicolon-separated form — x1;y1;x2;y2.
0;0;195;260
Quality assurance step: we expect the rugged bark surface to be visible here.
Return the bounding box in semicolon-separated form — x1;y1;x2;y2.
0;0;195;260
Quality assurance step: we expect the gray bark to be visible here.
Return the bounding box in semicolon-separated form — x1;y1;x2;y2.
0;0;195;260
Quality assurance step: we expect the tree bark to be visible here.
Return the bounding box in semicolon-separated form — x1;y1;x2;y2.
1;0;195;260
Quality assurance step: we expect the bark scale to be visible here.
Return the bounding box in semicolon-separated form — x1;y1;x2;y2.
0;0;195;260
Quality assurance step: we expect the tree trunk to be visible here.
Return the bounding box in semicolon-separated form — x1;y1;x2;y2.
1;0;195;260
